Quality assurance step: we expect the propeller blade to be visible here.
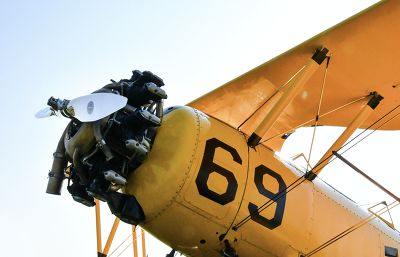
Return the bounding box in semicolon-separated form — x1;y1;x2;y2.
35;107;55;119
68;93;128;122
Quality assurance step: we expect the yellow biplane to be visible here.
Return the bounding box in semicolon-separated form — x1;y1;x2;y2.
38;0;400;256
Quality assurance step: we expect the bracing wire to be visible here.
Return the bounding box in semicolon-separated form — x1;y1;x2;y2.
233;175;305;229
335;110;400;157
307;56;331;171
115;241;134;257
303;201;399;257
237;71;295;131
311;101;400;176
222;145;251;238
259;95;369;145
233;102;400;230
238;89;283;131
108;227;143;257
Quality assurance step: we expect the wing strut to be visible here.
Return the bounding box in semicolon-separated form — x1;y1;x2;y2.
132;226;139;257
247;47;329;147
96;199;104;257
94;199;143;257
141;227;146;257
305;92;383;180
103;217;121;256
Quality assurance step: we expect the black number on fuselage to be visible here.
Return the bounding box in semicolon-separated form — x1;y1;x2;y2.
195;138;287;230
195;138;242;205
248;165;286;230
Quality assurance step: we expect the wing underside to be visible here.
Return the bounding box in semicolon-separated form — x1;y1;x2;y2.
188;0;400;150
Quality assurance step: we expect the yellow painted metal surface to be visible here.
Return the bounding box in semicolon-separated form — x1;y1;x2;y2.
125;107;399;257
312;95;376;176
141;228;146;257
132;226;138;257
232;145;314;256
189;0;400;150
251;54;322;140
95;199;102;254
122;2;400;255
103;217;120;255
127;106;247;256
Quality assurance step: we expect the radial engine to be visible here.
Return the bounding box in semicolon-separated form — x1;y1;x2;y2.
41;70;167;225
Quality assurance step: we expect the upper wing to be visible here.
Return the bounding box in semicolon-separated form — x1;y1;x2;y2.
188;0;400;150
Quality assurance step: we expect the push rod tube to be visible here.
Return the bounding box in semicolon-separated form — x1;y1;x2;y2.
248;48;329;147
305;92;383;181
92;120;114;161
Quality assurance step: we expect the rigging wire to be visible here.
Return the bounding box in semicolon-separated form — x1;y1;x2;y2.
310;101;400;176
334;109;400;158
221;145;251;239
233;102;400;230
306;56;331;171
258;95;369;145
116;241;134;257
303;201;399;257
237;85;285;131
108;227;143;257
233;175;305;229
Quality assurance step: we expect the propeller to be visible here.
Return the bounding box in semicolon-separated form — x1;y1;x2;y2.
35;107;56;119
68;93;128;122
35;93;128;122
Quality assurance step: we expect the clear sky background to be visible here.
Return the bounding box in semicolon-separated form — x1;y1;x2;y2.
1;0;398;256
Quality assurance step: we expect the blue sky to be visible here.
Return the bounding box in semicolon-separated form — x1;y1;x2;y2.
1;0;398;256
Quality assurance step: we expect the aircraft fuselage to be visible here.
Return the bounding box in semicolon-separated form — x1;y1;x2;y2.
126;106;400;257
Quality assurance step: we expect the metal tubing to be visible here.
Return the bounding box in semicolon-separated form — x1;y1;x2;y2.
141;228;146;257
333;151;399;202
103;217;120;255
92;120;114;161
95;199;103;255
123;104;137;113
156;101;164;122
306;93;383;180
132;226;138;257
248;48;328;147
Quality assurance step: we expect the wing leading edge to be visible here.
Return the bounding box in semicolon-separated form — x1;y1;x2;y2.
188;0;400;150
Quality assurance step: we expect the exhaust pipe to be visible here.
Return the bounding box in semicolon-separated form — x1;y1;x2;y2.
46;127;68;195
